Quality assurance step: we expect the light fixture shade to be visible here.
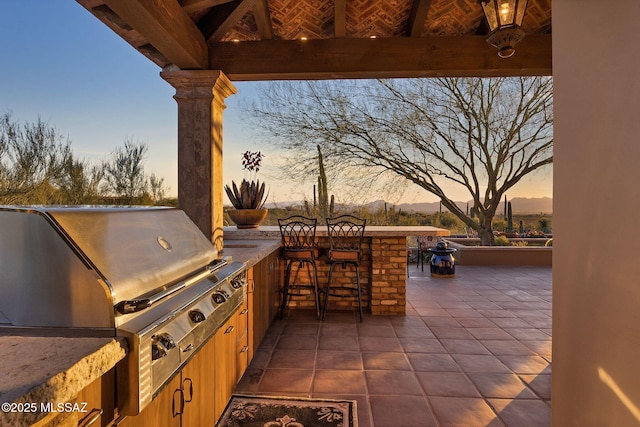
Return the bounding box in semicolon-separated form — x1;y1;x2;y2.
479;0;529;58
480;0;528;30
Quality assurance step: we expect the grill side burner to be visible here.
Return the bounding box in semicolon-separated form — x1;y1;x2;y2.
0;206;246;415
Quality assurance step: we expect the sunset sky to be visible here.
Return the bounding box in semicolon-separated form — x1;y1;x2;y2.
0;1;553;206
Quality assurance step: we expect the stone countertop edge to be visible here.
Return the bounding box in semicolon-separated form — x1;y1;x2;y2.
221;238;281;268
0;336;127;427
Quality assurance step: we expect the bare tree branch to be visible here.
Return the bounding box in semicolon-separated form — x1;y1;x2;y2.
247;77;553;244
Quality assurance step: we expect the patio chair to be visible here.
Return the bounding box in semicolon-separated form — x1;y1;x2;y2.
416;235;435;271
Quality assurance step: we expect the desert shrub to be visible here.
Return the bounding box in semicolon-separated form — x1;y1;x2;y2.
494;235;510;246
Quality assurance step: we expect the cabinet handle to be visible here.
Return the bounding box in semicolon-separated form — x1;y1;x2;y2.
172;388;184;417
78;408;103;427
224;325;235;334
240;345;249;353
240;308;248;315
183;377;194;403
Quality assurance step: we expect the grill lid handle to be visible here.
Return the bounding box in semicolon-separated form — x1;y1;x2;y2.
115;299;152;315
114;258;230;316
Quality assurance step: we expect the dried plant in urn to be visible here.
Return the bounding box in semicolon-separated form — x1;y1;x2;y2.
225;151;269;228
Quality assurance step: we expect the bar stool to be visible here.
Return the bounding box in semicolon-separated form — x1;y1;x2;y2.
278;215;321;319
323;215;366;322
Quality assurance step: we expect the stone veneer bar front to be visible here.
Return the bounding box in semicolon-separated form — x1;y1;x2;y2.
224;225;450;315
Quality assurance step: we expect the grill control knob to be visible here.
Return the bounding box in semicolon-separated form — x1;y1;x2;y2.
231;276;245;289
212;292;227;304
151;333;176;361
188;309;206;323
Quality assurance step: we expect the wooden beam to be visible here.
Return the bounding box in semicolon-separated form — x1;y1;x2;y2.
91;4;132;31
203;0;258;42
209;35;552;81
409;0;432;37
253;0;273;40
102;0;207;69
335;0;346;38
180;0;234;14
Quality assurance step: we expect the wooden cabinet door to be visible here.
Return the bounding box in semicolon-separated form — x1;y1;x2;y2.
251;262;266;351
181;338;215;427
236;299;250;382
249;250;284;357
117;374;182;427
213;315;237;421
74;367;116;427
267;251;283;323
246;267;255;363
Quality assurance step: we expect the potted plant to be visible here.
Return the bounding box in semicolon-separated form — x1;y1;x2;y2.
225;151;269;228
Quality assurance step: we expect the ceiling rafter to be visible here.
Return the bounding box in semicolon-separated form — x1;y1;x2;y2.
101;0;207;69
209;35;552;81
408;0;432;37
335;0;347;38
200;0;258;43
91;4;132;30
179;0;235;14
253;0;273;40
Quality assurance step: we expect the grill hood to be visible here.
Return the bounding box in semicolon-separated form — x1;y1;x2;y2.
0;206;219;330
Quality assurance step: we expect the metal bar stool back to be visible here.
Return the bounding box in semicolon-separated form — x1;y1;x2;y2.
324;215;367;321
278;215;321;319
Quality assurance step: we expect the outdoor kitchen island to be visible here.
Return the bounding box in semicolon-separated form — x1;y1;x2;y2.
0;238;282;427
224;225;451;316
0;206;268;427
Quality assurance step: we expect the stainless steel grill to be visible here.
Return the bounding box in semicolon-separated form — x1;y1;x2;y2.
0;206;246;415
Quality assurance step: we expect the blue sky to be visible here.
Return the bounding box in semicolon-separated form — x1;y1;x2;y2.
0;1;266;199
0;1;552;205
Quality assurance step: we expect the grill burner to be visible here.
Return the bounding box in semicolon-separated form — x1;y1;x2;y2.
0;206;246;415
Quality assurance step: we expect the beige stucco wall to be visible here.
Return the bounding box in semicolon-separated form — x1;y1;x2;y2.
553;1;640;425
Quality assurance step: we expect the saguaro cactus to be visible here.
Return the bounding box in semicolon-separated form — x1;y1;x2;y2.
316;145;334;219
504;195;508;218
507;201;513;232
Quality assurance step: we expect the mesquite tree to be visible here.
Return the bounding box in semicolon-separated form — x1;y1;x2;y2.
0;113;75;204
249;77;553;245
0;114;170;205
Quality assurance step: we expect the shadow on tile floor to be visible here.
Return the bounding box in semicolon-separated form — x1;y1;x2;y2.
236;265;552;427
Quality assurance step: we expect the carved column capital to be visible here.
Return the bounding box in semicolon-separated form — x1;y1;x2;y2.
161;69;237;100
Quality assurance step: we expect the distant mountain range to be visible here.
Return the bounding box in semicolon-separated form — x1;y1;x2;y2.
371;197;553;214
266;197;553;214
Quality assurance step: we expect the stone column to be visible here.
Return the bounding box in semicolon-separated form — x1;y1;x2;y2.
161;70;237;250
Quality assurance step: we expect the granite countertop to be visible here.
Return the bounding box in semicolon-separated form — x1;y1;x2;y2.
0;336;127;427
220;238;281;268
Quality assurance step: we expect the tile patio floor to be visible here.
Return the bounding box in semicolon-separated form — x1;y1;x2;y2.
236;265;552;427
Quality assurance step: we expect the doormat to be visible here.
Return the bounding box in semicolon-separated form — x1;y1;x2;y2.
216;394;357;427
